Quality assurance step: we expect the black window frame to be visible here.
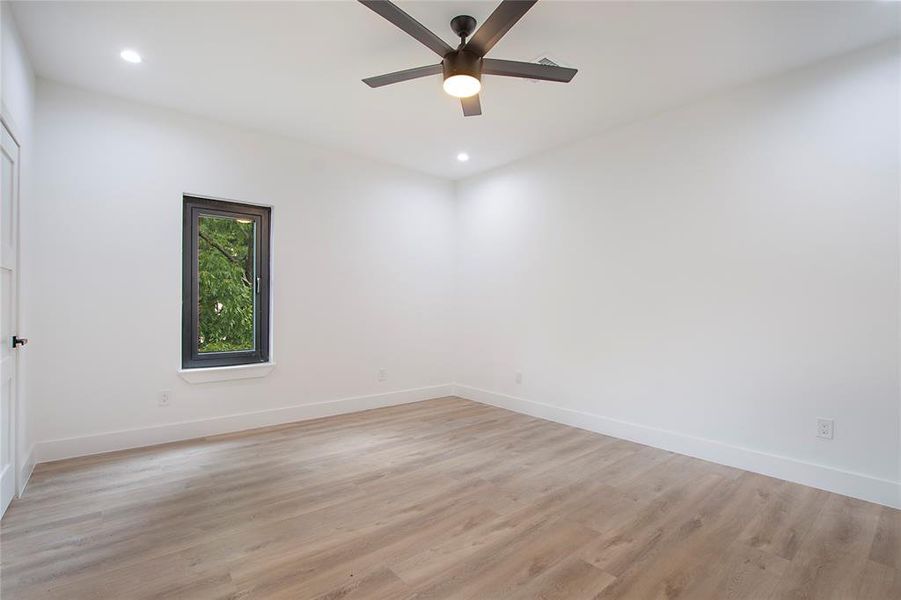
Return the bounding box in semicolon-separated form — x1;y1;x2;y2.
182;195;271;369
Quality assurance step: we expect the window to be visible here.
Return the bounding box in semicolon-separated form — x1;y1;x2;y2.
182;196;270;368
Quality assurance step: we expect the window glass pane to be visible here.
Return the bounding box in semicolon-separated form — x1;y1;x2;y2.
197;214;256;353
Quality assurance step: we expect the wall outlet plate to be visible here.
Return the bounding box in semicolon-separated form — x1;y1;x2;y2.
816;418;834;440
377;369;387;382
159;390;171;407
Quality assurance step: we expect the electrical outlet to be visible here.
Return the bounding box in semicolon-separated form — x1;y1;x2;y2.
159;390;171;407
816;418;834;440
515;371;523;385
377;369;387;382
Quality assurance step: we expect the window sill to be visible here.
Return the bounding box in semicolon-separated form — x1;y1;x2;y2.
178;362;275;384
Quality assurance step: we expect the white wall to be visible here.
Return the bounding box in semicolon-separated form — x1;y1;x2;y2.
455;41;901;507
29;80;456;457
1;5;36;494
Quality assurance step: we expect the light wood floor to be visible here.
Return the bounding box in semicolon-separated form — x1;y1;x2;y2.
1;397;897;599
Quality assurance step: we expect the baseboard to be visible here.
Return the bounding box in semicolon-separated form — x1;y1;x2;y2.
454;384;901;509
1;445;34;518
0;464;14;517
18;444;35;496
35;384;455;463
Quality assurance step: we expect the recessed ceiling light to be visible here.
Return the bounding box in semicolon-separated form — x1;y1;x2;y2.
457;152;470;162
120;49;142;64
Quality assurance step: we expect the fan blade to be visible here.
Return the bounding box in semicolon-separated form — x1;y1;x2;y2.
363;64;442;88
461;94;482;117
482;58;577;82
465;0;538;57
358;0;453;57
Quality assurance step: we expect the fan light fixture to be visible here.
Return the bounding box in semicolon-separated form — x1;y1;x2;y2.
443;74;481;98
359;1;579;117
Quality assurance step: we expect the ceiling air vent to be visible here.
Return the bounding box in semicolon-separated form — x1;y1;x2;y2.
529;57;562;82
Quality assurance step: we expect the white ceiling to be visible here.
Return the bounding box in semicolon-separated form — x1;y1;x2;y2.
9;1;900;179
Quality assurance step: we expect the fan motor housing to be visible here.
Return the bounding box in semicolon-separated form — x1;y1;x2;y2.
442;49;482;83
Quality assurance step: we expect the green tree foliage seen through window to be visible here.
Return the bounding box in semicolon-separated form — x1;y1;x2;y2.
197;215;255;353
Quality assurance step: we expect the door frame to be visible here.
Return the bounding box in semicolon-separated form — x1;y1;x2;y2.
1;105;24;513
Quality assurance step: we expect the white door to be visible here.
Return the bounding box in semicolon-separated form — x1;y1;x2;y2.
0;121;21;515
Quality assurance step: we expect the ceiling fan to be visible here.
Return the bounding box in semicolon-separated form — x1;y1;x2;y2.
359;0;578;116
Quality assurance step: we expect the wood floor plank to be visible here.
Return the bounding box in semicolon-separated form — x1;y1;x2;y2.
853;560;900;600
404;517;597;599
870;504;901;570
737;479;830;561
1;396;895;600
505;556;616;600
311;566;412;600
390;478;610;587
769;493;884;600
